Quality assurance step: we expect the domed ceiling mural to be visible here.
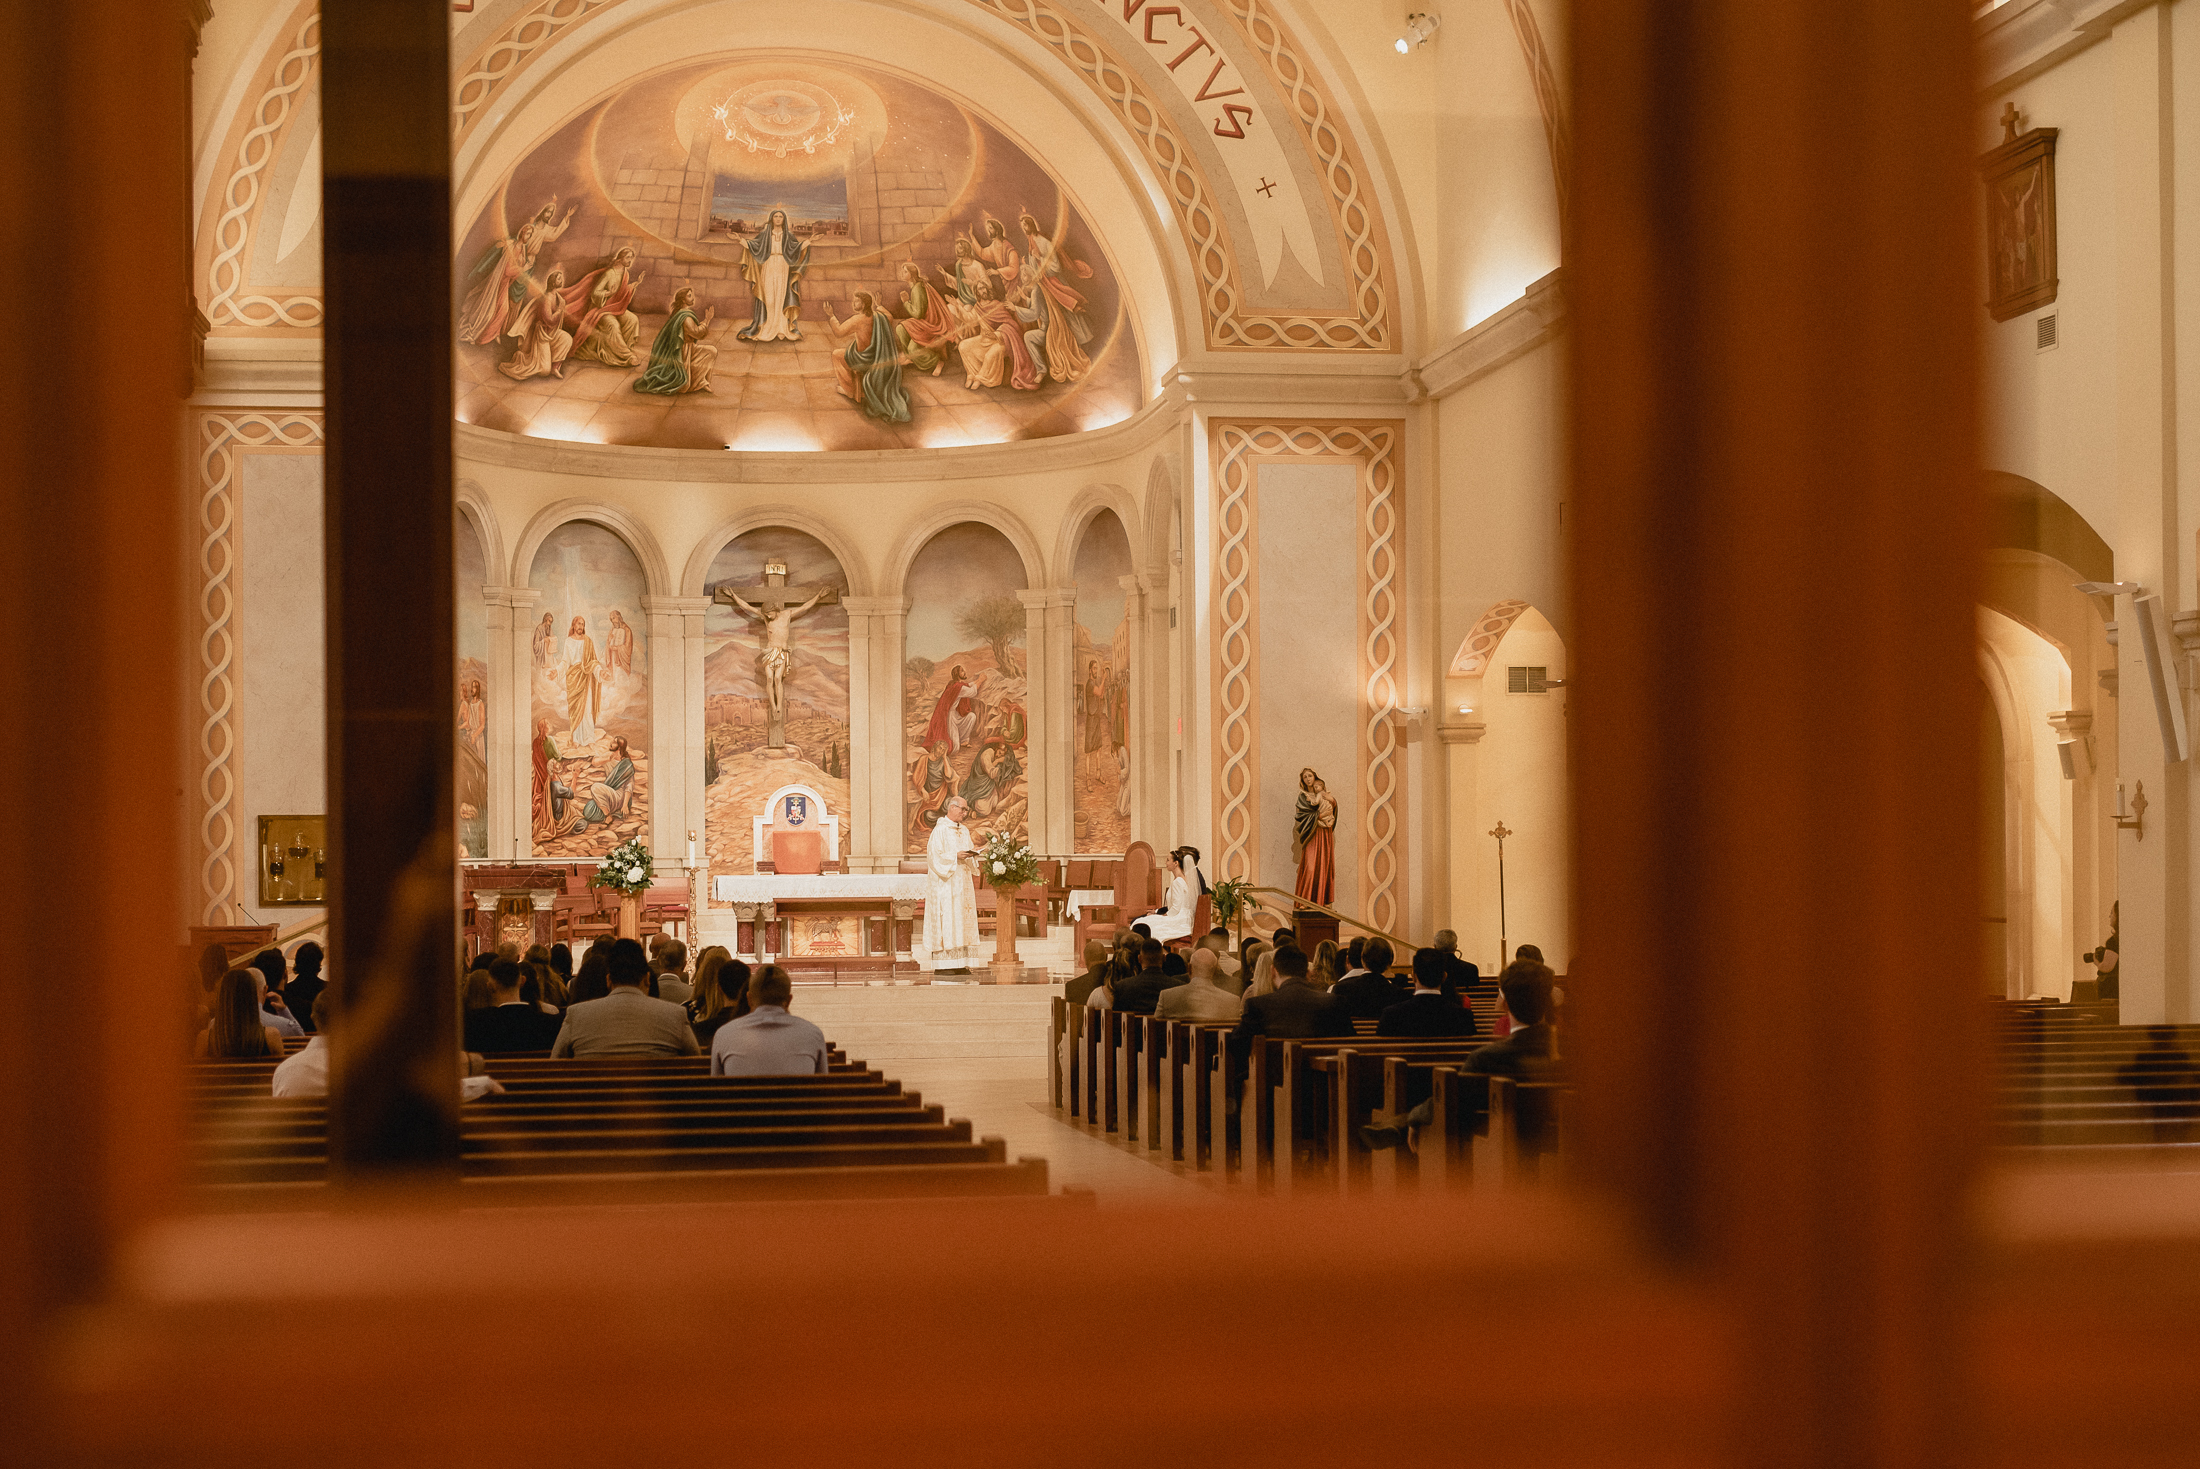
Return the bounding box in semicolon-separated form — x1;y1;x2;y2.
453;57;1142;452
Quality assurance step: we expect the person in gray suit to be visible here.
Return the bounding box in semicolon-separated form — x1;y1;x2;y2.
550;938;700;1058
1155;949;1244;1021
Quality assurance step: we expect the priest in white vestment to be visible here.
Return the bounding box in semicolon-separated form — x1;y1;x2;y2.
924;796;981;975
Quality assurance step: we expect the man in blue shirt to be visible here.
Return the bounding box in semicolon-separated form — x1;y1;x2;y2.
710;965;830;1076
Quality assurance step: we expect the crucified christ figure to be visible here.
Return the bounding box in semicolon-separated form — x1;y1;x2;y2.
722;586;829;728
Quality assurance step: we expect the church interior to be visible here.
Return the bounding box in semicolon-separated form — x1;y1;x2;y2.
9;0;2200;1462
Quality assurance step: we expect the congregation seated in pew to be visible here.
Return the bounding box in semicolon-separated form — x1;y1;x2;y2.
464;959;566;1053
688;947;751;1045
711;965;831;1077
1362;957;1564;1154
1155;949;1242;1021
1329;939;1406;1020
551;938;699;1057
1232;945;1352;1045
1377;949;1479;1038
197;968;291;1060
1110;938;1182;1015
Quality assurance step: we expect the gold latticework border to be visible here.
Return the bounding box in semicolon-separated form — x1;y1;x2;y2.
1209;422;1403;930
453;0;612;143
197;412;325;922
201;0;323;331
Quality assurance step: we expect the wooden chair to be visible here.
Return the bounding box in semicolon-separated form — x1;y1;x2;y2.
1164;893;1213;953
641;881;691;943
1115;842;1160;930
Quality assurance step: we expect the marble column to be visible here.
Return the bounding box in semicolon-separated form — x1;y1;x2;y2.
1040;587;1077;853
843;598;877;862
503;586;540;860
1437;717;1487;959
845;596;909;870
481;588;520;860
1016;589;1053;849
321;0;459;1177
642;594;709;865
1128;570;1164;850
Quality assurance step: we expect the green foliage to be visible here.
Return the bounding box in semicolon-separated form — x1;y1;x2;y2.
1209;877;1254;926
955;595;1026;672
904;655;935;683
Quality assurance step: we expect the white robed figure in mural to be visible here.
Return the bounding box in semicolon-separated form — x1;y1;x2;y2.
923;795;981;975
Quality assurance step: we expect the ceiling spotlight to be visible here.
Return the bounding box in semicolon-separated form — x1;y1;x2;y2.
1395;12;1440;52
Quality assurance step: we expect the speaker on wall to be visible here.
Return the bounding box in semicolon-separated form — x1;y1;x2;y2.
2133;592;2191;764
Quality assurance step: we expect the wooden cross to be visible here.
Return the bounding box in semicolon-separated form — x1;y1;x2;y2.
714;559;840;620
2000;102;2022;144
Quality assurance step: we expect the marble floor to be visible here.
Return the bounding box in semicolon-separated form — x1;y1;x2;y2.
792;984;1226;1206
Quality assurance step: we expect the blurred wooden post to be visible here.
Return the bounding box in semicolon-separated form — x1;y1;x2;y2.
0;0;189;1450
321;0;461;1176
1569;2;1984;1465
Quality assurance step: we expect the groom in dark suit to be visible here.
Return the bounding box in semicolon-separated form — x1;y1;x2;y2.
1378;949;1479;1037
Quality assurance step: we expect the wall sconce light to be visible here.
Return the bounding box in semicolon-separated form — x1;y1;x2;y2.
1395;12;1440;52
1457;704;1474;715
2114;779;2147;841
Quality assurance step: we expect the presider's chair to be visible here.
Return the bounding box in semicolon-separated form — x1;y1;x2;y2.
766;826;826;876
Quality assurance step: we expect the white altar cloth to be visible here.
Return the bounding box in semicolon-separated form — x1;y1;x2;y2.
712;874;930;903
1064;889;1116;919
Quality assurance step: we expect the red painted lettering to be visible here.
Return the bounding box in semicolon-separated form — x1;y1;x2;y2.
1213;103;1254;139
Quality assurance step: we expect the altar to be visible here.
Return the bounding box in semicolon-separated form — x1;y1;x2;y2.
710;873;932;977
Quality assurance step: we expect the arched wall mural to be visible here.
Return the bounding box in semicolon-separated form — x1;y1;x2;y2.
1070;509;1133;852
527;521;652;857
455;511;490;859
702;527;854;878
902;522;1031;852
453;55;1140;452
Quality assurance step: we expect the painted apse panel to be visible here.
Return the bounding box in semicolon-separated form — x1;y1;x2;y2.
456;514;490;859
903;523;1030;852
701;528;853;885
1070;510;1133;852
453;57;1141;452
527;522;651;857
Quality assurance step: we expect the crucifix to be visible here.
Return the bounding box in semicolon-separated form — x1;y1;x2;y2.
713;558;839;752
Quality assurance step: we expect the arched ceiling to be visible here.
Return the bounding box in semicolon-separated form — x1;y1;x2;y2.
451;0;1401;364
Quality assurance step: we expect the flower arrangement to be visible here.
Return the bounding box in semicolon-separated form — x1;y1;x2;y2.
973;829;1042;890
590;838;655;897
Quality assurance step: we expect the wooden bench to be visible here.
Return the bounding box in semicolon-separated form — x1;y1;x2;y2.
185;1057;1053;1202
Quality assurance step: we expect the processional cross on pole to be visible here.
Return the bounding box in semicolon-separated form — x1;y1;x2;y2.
713;558;839;752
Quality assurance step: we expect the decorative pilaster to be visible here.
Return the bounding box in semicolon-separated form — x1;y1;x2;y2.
844;599;877;859
480;587;520;860
642;595;708;861
1121;571;1155;852
1041;588;1078;853
504;586;540;860
1016;589;1054;849
845;596;910;868
1439;718;1488;955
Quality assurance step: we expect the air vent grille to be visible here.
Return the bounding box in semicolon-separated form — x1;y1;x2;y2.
2037;313;2058;350
1508;665;1549;694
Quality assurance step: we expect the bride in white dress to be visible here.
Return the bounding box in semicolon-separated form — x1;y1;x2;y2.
1140;847;1207;943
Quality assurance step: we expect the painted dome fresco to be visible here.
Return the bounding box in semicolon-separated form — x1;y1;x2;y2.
454;56;1143;452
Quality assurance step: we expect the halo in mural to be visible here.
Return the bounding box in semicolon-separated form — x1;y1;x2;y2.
454;55;1143;453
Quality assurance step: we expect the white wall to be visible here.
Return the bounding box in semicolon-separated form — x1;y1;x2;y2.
235;452;327;929
1458;608;1569;973
1979;605;2075;998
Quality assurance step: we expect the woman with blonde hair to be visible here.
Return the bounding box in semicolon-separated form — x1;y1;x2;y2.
1308;939;1342;989
195;969;287;1058
1242;943;1278;1000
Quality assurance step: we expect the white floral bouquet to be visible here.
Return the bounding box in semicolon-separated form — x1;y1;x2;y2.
973;830;1041;890
590;838;655;897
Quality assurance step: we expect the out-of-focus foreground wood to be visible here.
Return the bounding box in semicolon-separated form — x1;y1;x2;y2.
1569;0;1986;1463
0;0;187;1458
